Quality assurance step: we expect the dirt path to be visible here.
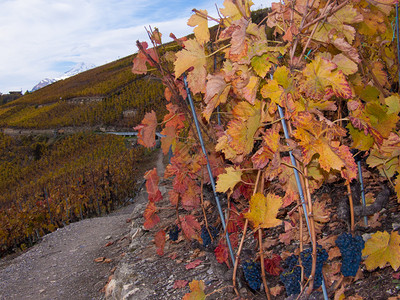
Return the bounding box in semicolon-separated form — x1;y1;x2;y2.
0;205;133;300
0;150;166;300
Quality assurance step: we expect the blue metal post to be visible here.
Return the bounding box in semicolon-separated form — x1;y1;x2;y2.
183;74;236;266
277;104;329;300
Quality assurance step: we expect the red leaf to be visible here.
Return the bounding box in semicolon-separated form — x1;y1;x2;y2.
132;41;159;74
215;242;229;267
214;233;239;267
155;230;166;256
134;111;157;148
143;202;160;230
173;280;188;289
393;272;400;279
104;241;114;247
179;215;201;239
144;168;162;202
264;254;283;276
185;259;202;269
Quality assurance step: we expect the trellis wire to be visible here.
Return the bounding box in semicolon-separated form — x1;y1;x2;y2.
183;74;236;266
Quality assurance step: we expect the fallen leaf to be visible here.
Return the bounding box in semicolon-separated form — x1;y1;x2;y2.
270;285;284;296
183;280;206;300
334;285;346;300
103;258;112;263
155;230;166;256
94;257;105;263
362;230;400;271
185;259;202;270
173;280;189;289
104;241;114;247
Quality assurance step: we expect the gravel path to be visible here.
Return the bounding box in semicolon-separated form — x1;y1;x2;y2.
0;150;165;300
0;204;134;300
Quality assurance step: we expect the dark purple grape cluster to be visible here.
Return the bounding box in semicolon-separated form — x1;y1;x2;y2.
200;225;218;247
336;232;365;276
168;225;180;241
300;245;328;289
280;255;301;296
242;260;262;291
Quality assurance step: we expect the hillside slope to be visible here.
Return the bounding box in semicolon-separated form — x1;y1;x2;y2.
0;55;167;130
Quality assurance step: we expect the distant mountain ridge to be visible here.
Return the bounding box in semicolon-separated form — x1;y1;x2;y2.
31;62;96;92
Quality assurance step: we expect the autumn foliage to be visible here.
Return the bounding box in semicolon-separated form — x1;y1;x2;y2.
133;0;400;298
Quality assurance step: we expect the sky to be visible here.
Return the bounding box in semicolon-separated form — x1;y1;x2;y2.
0;0;272;94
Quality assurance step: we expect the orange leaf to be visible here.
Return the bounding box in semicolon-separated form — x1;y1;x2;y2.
362;231;400;271
143;202;160;230
174;39;207;94
134;111;157;148
94;257;105;263
182;280;206;300
144;168;162;202
180;181;201;210
244;193;282;229
302;56;353;99
155;230;166;256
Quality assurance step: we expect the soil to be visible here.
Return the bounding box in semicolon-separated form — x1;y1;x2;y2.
1;150;400;300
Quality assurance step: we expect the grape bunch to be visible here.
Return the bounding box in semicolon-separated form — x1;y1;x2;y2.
242;260;262;291
336;232;365;276
280;255;301;296
300;245;328;289
168;225;180;241
200;225;219;247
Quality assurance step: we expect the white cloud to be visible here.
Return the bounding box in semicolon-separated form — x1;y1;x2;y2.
0;0;272;93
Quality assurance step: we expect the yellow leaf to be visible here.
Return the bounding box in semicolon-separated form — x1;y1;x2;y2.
273;65;292;90
385;95;400;115
226;100;261;156
174;39;207;94
220;0;253;25
371;61;389;88
216;167;243;194
244;193;282;228
260;79;284;106
332;53;358;75
251;53;274;78
183;280;206;300
362;231;400;271
187;10;210;45
302;56;353;99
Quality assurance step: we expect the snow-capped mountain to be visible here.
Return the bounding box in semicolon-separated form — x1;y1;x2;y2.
31;78;57;92
31;62;96;92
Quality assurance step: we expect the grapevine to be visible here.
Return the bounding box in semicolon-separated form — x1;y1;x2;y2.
132;0;400;298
